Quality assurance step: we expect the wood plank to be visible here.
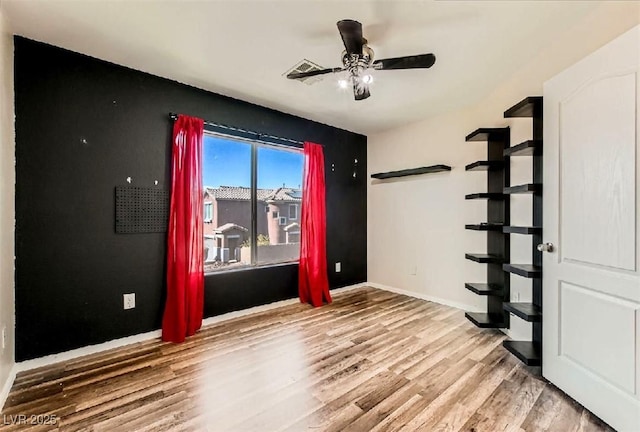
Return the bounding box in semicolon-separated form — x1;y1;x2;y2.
0;287;613;432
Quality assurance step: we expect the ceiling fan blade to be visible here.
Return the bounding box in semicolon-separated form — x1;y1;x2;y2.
337;19;364;55
373;53;436;70
353;79;370;101
286;67;344;80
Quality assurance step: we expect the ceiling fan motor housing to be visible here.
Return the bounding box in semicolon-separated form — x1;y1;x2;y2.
342;45;374;77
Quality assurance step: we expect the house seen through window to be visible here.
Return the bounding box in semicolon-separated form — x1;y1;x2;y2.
202;133;303;272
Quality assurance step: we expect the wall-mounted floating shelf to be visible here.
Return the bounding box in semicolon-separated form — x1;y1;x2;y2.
503;340;541;366
465;161;505;171
504;184;541;194
504;96;542;118
503;302;542;322
504;140;541;157
371;164;452;180
465;193;506;200
503;263;542;278
465;312;506;329
465;128;509;142
465;223;504;231
503;226;542;235
465;253;505;264
465;283;503;296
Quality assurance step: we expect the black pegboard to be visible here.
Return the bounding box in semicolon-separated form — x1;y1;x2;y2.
115;186;169;234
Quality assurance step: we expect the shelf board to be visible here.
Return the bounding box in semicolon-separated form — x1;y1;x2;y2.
465;283;503;296
504;302;542;322
465;253;504;264
504;96;543;118
465;312;506;329
504;184;541;194
503;340;541;366
503;226;542;235
465;127;509;142
465;193;506;200
371;164;452;180
465;161;505;171
503;140;541;157
465;223;504;231
503;264;542;278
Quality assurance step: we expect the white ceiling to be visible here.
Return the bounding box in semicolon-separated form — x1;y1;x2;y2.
3;0;604;134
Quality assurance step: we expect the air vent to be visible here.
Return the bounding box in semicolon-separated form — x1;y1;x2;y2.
284;59;325;85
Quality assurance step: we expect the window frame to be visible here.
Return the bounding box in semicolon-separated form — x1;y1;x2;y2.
203;130;303;274
289;204;298;220
203;202;213;223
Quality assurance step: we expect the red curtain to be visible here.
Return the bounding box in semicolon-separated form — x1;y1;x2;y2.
162;115;205;343
299;141;332;307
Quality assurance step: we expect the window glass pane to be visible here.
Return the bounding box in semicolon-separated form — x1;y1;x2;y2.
257;146;303;265
203;134;252;272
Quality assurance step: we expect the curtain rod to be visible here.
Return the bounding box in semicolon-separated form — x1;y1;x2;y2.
169;113;307;146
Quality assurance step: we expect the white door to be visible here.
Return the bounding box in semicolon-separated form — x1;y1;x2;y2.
543;25;640;432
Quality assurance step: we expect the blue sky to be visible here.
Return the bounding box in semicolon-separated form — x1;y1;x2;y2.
203;134;303;189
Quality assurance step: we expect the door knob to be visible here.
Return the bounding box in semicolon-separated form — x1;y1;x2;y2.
537;242;554;253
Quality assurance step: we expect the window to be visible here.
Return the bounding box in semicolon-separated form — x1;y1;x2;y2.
202;132;303;272
203;203;213;223
289;204;298;220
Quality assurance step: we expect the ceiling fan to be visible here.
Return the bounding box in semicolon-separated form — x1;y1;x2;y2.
286;19;436;101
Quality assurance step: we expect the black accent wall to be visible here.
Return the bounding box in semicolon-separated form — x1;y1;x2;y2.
14;37;367;361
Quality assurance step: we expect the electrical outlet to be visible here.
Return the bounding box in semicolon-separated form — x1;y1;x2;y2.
335;262;341;273
123;293;136;310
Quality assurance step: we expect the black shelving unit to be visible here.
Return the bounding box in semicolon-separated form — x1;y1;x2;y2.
371;164;451;179
501;96;543;368
464;127;510;329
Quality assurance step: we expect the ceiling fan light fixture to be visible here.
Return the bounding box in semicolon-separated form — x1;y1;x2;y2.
286;19;436;101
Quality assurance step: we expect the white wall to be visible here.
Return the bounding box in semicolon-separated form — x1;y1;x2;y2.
368;2;640;340
0;2;15;405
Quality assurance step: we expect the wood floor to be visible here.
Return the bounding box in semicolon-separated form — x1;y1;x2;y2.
1;287;613;432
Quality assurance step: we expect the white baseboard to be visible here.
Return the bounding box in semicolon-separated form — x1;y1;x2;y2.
0;363;17;411
14;282;369;375
367;282;482;312
15;329;163;374
200;282;366;327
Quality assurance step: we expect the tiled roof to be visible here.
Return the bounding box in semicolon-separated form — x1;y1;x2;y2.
214;223;248;233
263;187;302;202
205;186;301;202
